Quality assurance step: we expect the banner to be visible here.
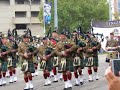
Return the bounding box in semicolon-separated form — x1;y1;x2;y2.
92;20;120;28
44;2;52;24
92;20;120;50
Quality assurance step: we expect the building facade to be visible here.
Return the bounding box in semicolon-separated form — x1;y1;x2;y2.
109;0;120;20
0;0;44;36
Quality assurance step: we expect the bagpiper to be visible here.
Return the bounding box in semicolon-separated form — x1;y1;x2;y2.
84;32;101;81
7;29;18;83
0;33;12;86
50;30;62;82
38;37;54;86
18;35;38;90
55;32;76;90
72;31;85;86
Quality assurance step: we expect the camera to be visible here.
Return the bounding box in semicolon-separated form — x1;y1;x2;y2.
111;59;120;76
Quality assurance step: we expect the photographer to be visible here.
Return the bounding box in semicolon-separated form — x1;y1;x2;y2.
105;66;120;90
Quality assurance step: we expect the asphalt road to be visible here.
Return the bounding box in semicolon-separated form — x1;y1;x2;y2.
0;54;109;90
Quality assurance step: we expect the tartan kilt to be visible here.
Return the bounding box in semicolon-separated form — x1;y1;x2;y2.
84;56;98;67
74;59;84;69
45;58;53;71
27;62;35;73
0;60;1;71
1;61;8;72
12;58;17;68
66;59;74;72
93;56;99;67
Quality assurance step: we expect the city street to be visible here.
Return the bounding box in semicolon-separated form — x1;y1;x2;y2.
0;54;109;90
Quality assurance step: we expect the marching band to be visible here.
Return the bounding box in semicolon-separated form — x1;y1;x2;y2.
0;28;119;90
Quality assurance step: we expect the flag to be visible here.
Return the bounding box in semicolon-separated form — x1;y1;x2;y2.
44;2;52;24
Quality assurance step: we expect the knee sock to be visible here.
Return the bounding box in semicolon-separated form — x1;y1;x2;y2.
74;72;78;78
88;69;92;75
63;74;67;81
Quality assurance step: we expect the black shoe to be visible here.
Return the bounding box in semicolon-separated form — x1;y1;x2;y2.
24;89;30;90
9;82;14;83
63;88;68;90
2;84;6;86
80;82;84;85
44;84;48;86
60;78;63;81
96;79;99;80
74;83;79;86
89;80;93;82
67;87;72;90
53;80;58;83
48;83;51;86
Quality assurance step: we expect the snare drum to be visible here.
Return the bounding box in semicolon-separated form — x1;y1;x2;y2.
58;58;66;73
107;51;117;59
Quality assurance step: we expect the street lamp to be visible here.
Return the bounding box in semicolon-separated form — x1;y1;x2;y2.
54;0;58;31
28;0;32;27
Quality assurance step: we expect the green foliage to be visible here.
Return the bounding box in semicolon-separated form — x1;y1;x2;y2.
39;0;109;33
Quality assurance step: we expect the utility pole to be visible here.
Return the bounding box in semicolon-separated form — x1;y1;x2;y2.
54;0;58;30
109;0;112;20
43;0;46;36
29;0;32;28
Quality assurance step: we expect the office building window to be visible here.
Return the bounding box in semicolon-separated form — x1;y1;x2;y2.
31;11;39;17
32;0;40;4
0;0;10;5
15;24;27;29
15;12;26;17
15;0;25;4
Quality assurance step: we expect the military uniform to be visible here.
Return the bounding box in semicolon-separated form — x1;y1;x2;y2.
55;35;76;90
38;37;55;86
0;35;12;85
106;37;118;62
84;36;101;81
18;42;36;73
38;40;55;71
73;36;86;86
18;35;38;90
56;39;75;72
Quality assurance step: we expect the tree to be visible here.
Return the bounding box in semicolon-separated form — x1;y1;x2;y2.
39;0;109;33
